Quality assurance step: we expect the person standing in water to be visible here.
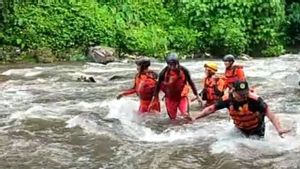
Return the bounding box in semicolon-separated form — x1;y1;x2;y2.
152;52;201;120
223;54;246;89
117;58;160;113
191;81;290;138
200;62;226;107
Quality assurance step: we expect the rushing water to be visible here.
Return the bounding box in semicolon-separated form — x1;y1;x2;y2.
0;54;300;169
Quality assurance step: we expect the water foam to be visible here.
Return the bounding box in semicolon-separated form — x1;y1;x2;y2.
209;114;300;156
100;99;208;142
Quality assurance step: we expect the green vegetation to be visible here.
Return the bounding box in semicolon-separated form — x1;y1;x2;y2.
0;0;300;63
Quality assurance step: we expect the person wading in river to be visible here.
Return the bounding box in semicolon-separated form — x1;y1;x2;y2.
152;52;201;120
117;58;160;113
223;54;246;90
191;81;291;138
199;62;226;107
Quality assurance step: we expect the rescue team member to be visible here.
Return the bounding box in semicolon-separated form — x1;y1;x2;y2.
191;81;291;138
117;58;160;113
152;52;201;120
223;54;246;89
200;62;226;107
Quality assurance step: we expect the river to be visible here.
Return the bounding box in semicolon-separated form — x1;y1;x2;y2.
0;54;300;169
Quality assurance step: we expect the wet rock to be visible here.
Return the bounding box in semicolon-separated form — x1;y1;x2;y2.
237;54;252;61
77;76;96;83
88;46;117;64
204;52;213;58
122;53;138;60
192;52;213;59
108;75;124;81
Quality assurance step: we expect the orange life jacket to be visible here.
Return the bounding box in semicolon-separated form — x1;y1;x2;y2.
226;92;262;130
225;65;245;88
162;68;189;100
202;75;226;103
135;71;157;100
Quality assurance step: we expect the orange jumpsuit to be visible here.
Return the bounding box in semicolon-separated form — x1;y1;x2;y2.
121;71;160;113
154;66;198;120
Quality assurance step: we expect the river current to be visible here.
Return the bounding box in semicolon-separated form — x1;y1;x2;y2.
0;54;299;169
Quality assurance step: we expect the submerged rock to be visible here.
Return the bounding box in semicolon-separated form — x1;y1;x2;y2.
77;76;96;83
108;75;124;81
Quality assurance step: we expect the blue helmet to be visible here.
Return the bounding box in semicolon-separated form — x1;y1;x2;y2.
165;52;179;65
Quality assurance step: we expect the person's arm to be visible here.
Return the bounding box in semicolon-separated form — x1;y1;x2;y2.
265;105;291;138
236;67;246;81
192;104;217;120
152;67;167;98
117;74;137;99
120;89;136;96
217;78;226;92
255;97;291;138
192;98;228;120
182;66;198;96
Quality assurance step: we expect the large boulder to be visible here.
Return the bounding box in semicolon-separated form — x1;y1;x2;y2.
237;54;253;61
88;46;117;64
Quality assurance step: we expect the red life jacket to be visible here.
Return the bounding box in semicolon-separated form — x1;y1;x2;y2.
161;68;187;100
225;65;245;87
227;92;262;130
135;71;157;100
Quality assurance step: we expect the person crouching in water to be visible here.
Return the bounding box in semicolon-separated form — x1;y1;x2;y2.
117;58;160;113
192;81;290;138
152;52;201;120
200;62;226;107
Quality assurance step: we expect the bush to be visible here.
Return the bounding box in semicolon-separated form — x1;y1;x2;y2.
207;18;247;56
168;26;201;54
3;2;116;49
124;25;169;58
287;3;300;45
0;0;294;62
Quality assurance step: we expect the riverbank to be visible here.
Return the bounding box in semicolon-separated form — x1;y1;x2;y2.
1;45;300;65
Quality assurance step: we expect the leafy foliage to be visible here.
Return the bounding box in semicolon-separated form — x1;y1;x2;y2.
3;2;116;49
124;24;169;58
287;3;300;44
1;0;299;62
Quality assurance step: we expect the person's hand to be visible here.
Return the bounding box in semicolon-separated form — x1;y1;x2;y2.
116;94;123;100
278;128;292;138
189;116;196;121
196;96;203;107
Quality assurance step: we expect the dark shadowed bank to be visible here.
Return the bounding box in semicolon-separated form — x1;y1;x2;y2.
0;1;300;64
